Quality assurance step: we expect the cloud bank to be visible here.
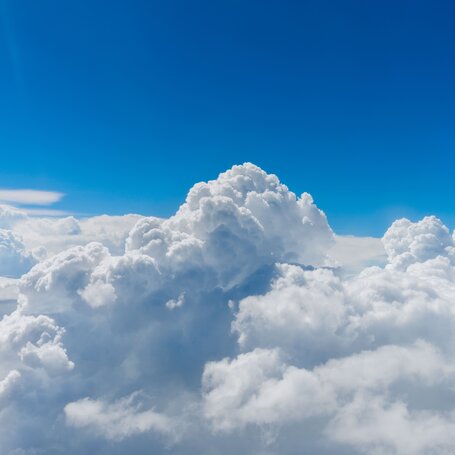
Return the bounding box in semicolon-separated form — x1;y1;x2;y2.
0;163;454;454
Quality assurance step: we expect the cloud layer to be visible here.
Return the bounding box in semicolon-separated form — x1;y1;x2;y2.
0;163;454;454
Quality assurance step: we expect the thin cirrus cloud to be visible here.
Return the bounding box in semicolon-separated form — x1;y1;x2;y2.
0;188;64;206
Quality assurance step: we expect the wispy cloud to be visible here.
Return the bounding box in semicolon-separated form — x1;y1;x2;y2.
22;207;71;217
0;189;64;206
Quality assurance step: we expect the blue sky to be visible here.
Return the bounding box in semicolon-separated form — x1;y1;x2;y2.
1;0;454;235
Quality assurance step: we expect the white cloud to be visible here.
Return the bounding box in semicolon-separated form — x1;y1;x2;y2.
65;392;176;442
232;264;347;360
21;207;73;217
0;229;36;278
0;189;64;206
326;394;455;455
201;209;455;453
14;214;143;257
0;204;26;229
0;369;21;400
0;277;19;304
166;293;185;310
329;234;386;273
1;164;455;454
20;242;110;313
202;341;451;432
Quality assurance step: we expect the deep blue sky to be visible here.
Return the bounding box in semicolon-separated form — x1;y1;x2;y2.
1;0;454;235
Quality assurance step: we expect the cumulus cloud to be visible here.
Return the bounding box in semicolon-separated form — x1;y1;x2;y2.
0;229;36;278
0;163;455;454
201;206;455;453
383;215;455;270
64;392;175;442
123;163;334;292
15;214;143;257
232;264;347;361
0;369;21;400
202;341;451;430
0;204;26;229
0;277;19;305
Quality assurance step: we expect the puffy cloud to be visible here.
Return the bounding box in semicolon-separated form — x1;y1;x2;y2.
200;212;455;454
326;394;455;455
0;306;74;452
0;229;36;278
202;342;455;453
232;264;347;361
383;216;455;270
15;214;142;257
1;164;455;454
0;204;27;229
166;293;185;310
0;308;73;374
0;369;21;400
202;341;452;431
64;392;175;442
0;277;19;305
21;164;333;315
125;163;334;290
20;242;110;313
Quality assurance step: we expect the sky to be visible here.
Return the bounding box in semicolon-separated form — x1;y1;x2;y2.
2;163;455;454
1;0;454;235
4;3;455;452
